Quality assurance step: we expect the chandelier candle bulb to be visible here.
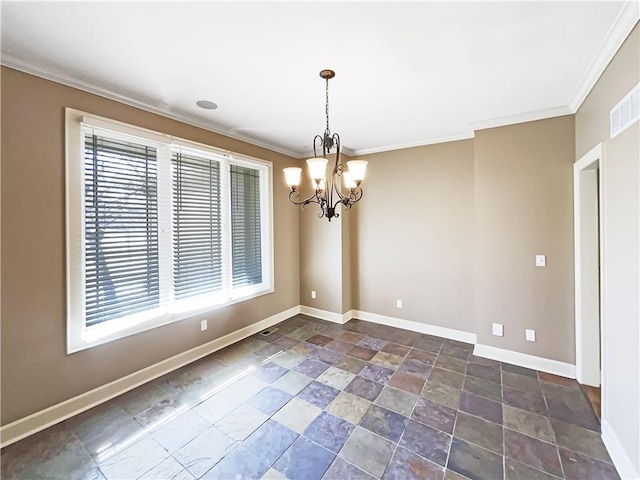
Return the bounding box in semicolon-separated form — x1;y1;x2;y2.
283;167;302;190
284;69;366;221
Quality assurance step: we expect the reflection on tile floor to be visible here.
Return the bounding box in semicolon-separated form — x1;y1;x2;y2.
1;315;619;480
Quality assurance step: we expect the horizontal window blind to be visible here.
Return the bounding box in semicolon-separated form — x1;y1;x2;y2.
230;164;262;287
172;151;222;299
84;133;160;327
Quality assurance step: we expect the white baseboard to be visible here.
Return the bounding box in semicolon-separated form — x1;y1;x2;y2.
602;419;640;480
473;343;576;378
352;310;477;344
0;305;300;449
300;305;350;324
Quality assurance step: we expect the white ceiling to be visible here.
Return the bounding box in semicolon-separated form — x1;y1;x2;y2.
2;1;637;157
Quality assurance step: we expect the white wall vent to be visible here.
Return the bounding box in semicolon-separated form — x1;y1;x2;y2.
610;83;639;139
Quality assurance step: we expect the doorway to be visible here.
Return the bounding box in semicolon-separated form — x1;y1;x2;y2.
574;143;604;417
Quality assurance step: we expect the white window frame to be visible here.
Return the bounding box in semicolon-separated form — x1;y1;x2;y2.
66;108;274;353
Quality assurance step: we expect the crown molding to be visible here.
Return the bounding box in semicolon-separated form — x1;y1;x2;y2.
469;105;573;131
1;56;301;159
349;132;475;157
569;0;640;112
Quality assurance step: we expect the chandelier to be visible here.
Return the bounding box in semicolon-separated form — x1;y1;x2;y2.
283;69;367;221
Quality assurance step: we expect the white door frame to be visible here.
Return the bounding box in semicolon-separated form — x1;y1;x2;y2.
574;142;604;387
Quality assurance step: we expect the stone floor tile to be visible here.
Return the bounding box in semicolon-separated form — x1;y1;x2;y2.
140;456;194;480
83;416;145;461
501;363;538;378
504;429;563;477
99;436;169;480
1;424;97;480
429;368;465;389
551;418;612;463
503;386;548;416
262;467;288;479
503;405;555;442
340;426;395;478
333;355;367;374
214;403;269;441
325;339;355;354
323;457;376;480
326;391;372;424
347;345;378;361
287;328;316;342
339;331;365;344
255;343;286;359
434;355;468;374
453;411;503;455
67;402;132;444
399;419;451;467
294;358;330;379
274;436;335;480
559;447;620;480
370;351;405;369
388;330;421;347
538;372;580;389
503;371;542;394
270;350;305;369
358;336;388;351
465;364;501;384
345;376;384;401
303;411;355;453
316;366;356;390
421;380;462;409
468;356;501;369
440;343;472;361
307;334;334;347
463;376;502;402
412;397;457;434
444;468;471;480
388;371;426;395
272;335;301;350
360;404;408;442
383;446;445;480
398;358;433;379
309;347;343;365
359;363;395;384
413;336;444;354
272;370;313;395
375;386;418;417
298;381;341;408
291;341;320;357
115;382;171;417
247;386;293;415
150;410;210;453
272;398;322;433
252;362;289;383
447;437;503;480
504;458;561;480
459;391;502;425
201;446;269;479
243;419;298;466
543;383;600;431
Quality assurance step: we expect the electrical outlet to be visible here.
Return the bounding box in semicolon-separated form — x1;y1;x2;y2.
311;290;316;299
396;299;403;309
536;255;546;267
526;329;536;342
200;319;207;331
492;323;504;337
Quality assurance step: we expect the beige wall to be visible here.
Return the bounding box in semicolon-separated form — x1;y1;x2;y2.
350;140;475;333
299;154;353;314
575;23;639;475
474;116;576;362
1;67;301;425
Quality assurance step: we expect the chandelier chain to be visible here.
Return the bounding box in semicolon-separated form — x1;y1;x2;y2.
325;78;330;132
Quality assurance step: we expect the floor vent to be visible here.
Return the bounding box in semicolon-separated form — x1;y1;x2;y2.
610;83;639;139
259;328;279;336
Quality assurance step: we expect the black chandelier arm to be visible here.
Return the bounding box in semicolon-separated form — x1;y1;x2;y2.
331;133;341;170
288;190;323;207
312;134;324;159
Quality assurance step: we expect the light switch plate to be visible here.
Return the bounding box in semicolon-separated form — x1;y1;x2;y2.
536;255;546;267
526;329;536;342
492;323;504;337
396;299;403;309
311;291;316;299
201;319;208;331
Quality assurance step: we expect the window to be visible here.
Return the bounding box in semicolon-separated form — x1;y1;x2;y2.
66;109;273;353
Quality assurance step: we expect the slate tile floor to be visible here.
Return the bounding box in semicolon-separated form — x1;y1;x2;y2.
1;315;618;480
